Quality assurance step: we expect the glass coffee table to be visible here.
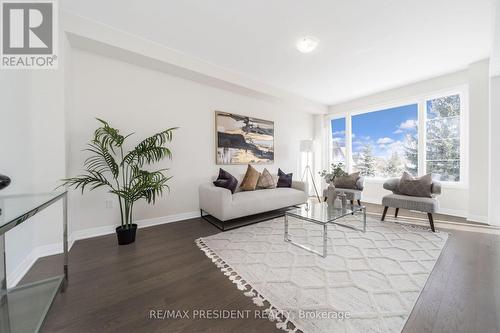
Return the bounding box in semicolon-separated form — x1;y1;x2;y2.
284;202;366;257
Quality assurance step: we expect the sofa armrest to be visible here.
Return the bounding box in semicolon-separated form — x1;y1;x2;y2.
292;180;307;193
198;183;232;219
383;178;401;194
431;181;442;195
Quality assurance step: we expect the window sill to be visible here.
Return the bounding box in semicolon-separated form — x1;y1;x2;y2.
363;177;468;190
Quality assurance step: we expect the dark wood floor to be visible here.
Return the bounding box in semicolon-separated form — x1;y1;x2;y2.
21;209;500;333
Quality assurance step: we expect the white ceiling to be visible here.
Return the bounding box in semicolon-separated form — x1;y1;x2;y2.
61;0;494;105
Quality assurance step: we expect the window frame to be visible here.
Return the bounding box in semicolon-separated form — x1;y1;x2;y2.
327;85;468;188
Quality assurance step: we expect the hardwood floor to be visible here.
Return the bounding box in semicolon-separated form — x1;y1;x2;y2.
21;211;500;333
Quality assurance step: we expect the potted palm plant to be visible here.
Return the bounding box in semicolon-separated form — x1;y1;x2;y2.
62;119;177;245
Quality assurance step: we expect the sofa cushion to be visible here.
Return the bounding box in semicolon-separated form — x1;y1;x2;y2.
398;172;433;198
240;165;260;191
334;172;360;189
277;168;293;188
382;194;439;213
257;168;276;189
229;188;306;220
213;168;238;194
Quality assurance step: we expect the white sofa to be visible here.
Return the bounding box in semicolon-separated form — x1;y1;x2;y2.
199;176;307;223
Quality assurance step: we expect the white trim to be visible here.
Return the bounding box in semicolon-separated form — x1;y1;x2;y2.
6;242;63;288
466;214;489;224
6;210;200;288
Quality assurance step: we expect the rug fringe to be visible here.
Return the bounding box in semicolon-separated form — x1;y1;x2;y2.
195;238;301;333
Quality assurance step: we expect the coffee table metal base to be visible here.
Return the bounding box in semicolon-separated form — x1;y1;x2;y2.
284;207;366;258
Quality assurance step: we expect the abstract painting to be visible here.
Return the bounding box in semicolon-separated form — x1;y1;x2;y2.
215;111;274;165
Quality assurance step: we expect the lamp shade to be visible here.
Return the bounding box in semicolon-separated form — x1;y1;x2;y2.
300;139;314;153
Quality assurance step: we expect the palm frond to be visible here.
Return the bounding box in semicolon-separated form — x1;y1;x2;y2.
84;141;119;178
61;170;113;194
122;128;177;166
94;118;130;153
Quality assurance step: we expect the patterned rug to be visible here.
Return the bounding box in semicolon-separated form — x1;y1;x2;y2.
196;215;448;333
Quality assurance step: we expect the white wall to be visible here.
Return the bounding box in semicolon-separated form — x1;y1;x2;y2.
327;67;491;221
489;76;500;226
467;60;490;222
66;48;314;235
489;0;500;225
0;64;66;286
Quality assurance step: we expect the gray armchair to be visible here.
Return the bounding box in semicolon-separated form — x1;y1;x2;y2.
381;177;442;232
323;176;365;206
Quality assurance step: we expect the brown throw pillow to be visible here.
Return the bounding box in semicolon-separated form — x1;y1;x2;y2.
257;168;276;189
398;172;433;197
334;172;360;189
240;165;260;191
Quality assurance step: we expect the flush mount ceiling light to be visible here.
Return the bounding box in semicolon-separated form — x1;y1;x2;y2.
296;36;319;53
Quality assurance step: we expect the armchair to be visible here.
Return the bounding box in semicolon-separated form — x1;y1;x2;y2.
323;176;365;206
381;177;441;232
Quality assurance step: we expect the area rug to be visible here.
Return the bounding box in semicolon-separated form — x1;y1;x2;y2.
196;215;448;333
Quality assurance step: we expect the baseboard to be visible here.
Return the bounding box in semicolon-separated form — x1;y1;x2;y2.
436;208;468;218
466;214;489;224
7;210;200;288
369;210;500;234
7;242;63;288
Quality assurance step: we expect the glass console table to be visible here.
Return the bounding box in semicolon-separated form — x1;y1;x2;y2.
0;192;68;333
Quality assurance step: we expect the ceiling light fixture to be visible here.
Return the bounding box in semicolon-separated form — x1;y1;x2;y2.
296;36;319;53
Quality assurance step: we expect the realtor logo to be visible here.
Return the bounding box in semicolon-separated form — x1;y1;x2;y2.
1;0;58;69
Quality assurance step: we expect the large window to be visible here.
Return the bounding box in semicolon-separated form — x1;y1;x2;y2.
426;94;461;182
351;104;418;178
330;90;465;183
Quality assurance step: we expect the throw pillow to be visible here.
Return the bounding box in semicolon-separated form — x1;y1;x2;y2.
257;168;276;189
398;171;433;197
277;168;293;188
240;165;260;191
213;168;238;194
334;172;360;189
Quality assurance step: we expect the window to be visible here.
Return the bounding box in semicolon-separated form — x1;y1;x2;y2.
351;104;418;178
328;89;465;184
426;94;461;182
331;118;346;165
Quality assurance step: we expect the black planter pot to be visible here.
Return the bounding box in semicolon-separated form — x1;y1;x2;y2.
0;174;11;190
115;224;137;245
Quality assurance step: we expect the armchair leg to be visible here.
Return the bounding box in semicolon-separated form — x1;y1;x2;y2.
381;206;388;221
394;208;399;218
350;200;354;215
427;213;435;232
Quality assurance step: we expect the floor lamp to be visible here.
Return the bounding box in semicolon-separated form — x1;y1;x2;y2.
300;139;321;202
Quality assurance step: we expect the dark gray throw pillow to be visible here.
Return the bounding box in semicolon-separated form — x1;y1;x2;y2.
334;172;360;189
277;168;292;188
398;172;433;198
213;168;238;194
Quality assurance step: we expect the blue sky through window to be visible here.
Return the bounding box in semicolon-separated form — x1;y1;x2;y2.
331;118;346;141
352;104;418;158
